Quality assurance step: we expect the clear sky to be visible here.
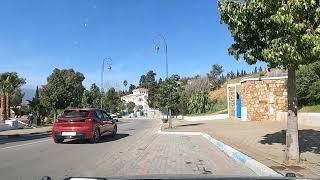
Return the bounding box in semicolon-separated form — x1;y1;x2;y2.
0;0;265;89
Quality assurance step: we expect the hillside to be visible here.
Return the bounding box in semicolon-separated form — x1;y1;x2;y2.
208;72;268;101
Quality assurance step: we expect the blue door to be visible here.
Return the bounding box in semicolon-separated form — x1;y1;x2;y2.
236;97;241;118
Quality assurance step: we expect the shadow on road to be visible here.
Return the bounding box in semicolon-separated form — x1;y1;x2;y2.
0;133;51;145
176;123;204;127
63;133;130;144
259;129;320;154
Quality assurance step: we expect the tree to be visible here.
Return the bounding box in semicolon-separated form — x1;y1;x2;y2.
11;88;24;117
185;76;210;95
158;78;163;85
254;67;258;73
27;86;47;125
297;61;320;106
128;84;136;94
138;70;158;108
207;64;224;89
82;83;101;108
0;72;26;120
126;102;135;114
219;0;320;164
236;70;240;77
157;75;181;128
123;80;128;92
259;66;263;72
230;71;235;79
40;69;85;121
102;88;121;113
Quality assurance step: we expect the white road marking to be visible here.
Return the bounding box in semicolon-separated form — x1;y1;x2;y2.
0;139;51;151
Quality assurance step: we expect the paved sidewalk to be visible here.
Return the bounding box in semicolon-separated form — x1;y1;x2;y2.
163;119;320;178
0;126;52;138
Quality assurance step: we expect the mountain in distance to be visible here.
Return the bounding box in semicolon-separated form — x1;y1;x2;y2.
22;88;36;104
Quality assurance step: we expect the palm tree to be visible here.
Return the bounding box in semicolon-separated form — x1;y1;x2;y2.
6;73;25;118
0;73;8;121
123;80;128;93
0;72;25;121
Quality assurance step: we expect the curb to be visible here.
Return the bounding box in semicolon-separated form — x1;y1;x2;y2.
0;131;52;141
158;127;282;177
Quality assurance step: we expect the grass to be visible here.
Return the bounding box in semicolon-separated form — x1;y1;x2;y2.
188;109;228;116
299;105;320;113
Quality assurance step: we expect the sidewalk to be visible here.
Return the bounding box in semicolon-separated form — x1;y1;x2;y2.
0;126;52;139
162;119;320;178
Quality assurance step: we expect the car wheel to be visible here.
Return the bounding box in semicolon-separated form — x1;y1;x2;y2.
112;125;117;138
54;138;64;143
89;128;100;144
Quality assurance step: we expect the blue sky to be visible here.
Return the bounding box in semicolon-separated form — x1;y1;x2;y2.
0;0;265;90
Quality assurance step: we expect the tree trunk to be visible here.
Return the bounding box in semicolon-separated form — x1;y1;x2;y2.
6;92;10;119
168;107;172;128
1;90;7;121
285;67;300;164
53;109;57;123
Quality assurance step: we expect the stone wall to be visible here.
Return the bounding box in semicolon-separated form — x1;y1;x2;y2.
228;86;236;118
240;78;287;121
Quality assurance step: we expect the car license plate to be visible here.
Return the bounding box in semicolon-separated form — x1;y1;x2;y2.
62;132;76;136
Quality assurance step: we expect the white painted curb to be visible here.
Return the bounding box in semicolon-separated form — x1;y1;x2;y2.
158;126;282;177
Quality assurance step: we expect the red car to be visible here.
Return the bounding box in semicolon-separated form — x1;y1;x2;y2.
52;108;117;143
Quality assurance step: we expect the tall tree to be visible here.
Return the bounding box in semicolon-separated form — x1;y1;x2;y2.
236;70;240;77
82;83;101;108
123;80;128;92
254;67;258;73
128;84;136;94
27;86;47;125
297;61;320;106
207;64;224;89
0;72;25;120
219;0;320;164
158;78;163;85
230;71;235;79
102;88;121;113
40;68;85;120
157;75;181;128
139;70;158;108
259;66;263;72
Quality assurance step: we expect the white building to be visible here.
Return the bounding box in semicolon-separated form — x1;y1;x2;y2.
121;88;149;110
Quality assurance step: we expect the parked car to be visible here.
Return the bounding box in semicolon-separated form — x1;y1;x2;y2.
116;112;122;118
110;114;118;122
52;108;117;144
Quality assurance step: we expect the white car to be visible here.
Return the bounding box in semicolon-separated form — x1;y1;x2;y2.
110;114;118;122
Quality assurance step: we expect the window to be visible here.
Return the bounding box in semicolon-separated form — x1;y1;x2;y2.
61;110;89;118
102;111;110;119
95;110;103;120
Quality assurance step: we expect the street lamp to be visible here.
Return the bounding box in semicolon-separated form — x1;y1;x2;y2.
153;33;171;128
153;34;168;79
100;57;112;109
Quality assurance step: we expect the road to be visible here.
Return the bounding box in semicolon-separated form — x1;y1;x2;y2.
0;118;254;179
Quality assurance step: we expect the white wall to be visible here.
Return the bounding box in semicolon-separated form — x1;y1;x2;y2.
275;112;320;127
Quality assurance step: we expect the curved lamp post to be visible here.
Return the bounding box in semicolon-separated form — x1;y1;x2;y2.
153;34;172;128
100;57;112;109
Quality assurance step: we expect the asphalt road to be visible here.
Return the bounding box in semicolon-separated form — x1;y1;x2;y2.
0;118;255;180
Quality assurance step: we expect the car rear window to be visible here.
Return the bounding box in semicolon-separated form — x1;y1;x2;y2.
61;110;89;118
